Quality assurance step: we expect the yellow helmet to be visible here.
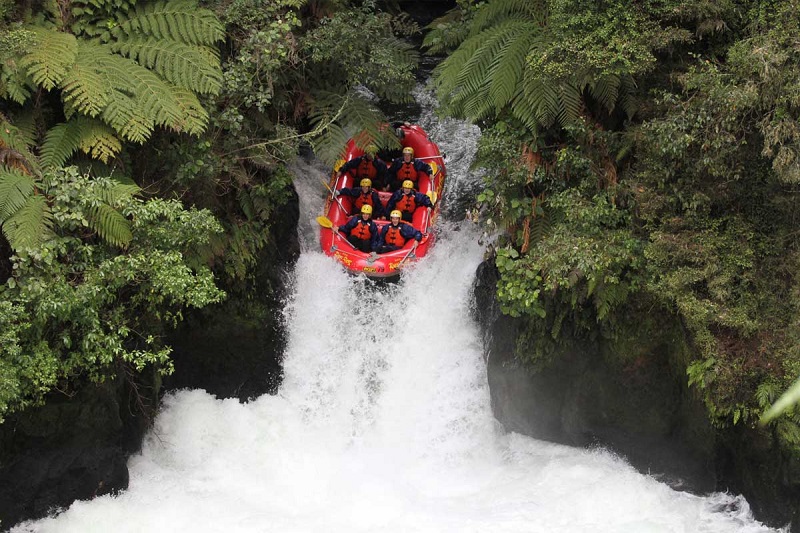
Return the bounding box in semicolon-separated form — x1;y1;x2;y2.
402;147;414;156
360;204;373;215
360;178;372;187
390;210;402;218
402;180;414;189
365;144;378;155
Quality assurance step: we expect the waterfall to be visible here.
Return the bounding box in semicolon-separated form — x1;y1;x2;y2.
12;88;781;533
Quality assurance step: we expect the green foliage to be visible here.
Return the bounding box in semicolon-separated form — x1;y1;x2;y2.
16;28;78;91
303;3;419;103
428;0;689;131
453;0;800;447
41;117;122;167
0;166;140;251
0;166;224;421
2;0;223;165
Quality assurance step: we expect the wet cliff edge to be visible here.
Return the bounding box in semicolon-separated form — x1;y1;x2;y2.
473;260;800;530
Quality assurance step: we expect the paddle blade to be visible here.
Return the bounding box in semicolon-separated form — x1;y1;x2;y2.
316;216;333;228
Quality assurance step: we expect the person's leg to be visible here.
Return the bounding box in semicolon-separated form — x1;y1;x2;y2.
348;236;371;252
377;244;400;254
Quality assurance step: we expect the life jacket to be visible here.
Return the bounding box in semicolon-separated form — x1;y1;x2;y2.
396;192;416;214
383;224;407;247
350;219;372;240
356;159;377;179
396;162;418;183
354;191;374;211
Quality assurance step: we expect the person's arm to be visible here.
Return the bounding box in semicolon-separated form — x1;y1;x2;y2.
337;158;359;178
386;191;399;212
372;192;385;218
339;217;355;234
370;223;381;251
374;225;386;250
416;192;434;209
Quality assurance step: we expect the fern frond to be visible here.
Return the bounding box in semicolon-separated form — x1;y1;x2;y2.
90;50;207;140
0;167;36;219
591;75;621;114
618;75;639;120
41;118;122;168
470;0;547;35
101;95;154;143
81;123;123;163
112;0;224;46
487;25;538;113
521;74;560;127
433;34;483;98
97;179;141;206
17;29;78;91
40;121;83;169
61;43;113;118
2;194;53;250
110;36;222;95
310;123;349;165
169;87;210;136
87;203;133;247
557;83;583;127
457;21;522;99
505;91;534;132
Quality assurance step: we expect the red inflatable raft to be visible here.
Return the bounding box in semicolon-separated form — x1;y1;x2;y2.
319;124;445;278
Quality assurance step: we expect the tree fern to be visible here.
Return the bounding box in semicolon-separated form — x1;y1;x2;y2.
41;117;122;168
2;194;53;250
110;35;222;95
432;0;638;133
8;0;222;166
307;90;397;164
87;203;133;247
469;0;547;35
488;28;537;114
111;0;224;46
17;29;78;91
0;167;36;220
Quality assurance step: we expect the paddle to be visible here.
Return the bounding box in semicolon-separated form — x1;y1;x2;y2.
315;216;356;250
397;243;417;269
321;179;349;217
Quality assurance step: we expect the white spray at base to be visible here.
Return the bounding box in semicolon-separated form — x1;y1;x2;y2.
13;90;783;533
13;221;781;533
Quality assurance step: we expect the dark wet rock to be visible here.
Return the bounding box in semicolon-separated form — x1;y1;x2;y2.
0;371;157;528
162;184;299;401
474;259;799;529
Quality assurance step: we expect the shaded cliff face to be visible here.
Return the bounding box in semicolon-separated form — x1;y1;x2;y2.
162;185;301;401
474;259;800;529
0;371;157;527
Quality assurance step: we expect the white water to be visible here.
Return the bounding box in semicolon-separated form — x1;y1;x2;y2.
12;89;783;533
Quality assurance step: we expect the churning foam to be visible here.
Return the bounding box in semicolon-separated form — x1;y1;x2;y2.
12;222;780;533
